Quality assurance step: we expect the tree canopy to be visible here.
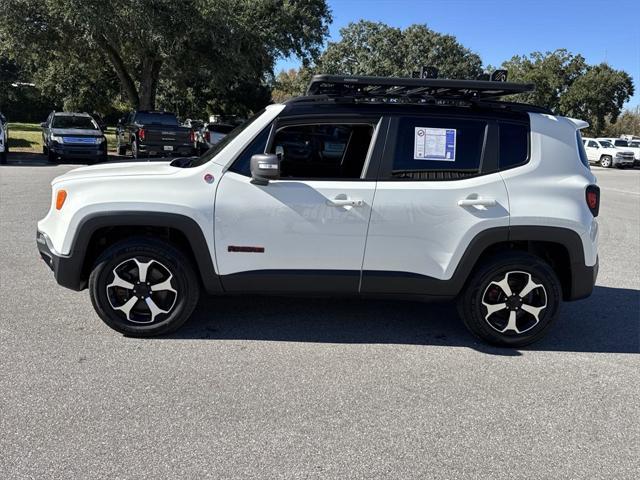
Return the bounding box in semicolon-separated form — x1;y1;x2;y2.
0;0;331;114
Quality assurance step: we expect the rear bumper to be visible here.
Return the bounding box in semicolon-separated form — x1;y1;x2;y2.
138;143;195;156
568;255;598;301
36;230;85;291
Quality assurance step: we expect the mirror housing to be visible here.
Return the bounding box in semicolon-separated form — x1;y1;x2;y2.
40;122;47;128
250;153;280;185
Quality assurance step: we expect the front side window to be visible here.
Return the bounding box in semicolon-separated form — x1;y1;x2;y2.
587;140;598;148
391;116;487;179
270;123;375;179
598;140;614;148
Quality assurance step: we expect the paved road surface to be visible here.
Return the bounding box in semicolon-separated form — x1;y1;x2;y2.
1;160;638;479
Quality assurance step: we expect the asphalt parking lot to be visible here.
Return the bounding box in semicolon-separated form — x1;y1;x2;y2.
1;158;639;479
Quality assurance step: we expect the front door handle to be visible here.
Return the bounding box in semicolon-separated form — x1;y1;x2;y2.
327;197;364;207
458;198;497;207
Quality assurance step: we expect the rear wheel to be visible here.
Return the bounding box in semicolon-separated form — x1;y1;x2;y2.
117;139;126;156
47;149;57;163
599;155;612;168
89;238;200;337
457;253;561;347
0;150;6;164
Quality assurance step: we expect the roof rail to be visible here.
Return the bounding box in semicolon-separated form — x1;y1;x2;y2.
306;74;534;102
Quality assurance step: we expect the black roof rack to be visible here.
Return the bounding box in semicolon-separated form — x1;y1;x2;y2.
306;74;534;102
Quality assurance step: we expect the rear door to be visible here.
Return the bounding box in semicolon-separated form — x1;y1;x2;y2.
214;116;386;293
361;114;511;295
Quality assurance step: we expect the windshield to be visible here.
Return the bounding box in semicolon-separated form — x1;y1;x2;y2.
598;140;614;148
187;109;266;168
52;115;98;129
134;112;179;126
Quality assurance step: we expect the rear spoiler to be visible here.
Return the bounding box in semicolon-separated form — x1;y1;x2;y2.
566;117;589;130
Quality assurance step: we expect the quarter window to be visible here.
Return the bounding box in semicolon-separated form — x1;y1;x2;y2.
499;122;529;170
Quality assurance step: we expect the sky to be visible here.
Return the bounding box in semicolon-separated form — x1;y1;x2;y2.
275;0;640;107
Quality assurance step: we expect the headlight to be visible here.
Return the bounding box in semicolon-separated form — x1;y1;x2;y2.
51;135;64;143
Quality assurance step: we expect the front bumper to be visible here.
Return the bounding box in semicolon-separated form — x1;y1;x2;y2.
613;156;635;167
50;143;107;160
36;230;85;291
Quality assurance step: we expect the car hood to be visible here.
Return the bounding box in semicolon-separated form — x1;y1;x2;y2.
51;128;103;137
52;161;178;184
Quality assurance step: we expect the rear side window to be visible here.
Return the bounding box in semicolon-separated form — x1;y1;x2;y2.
499;122;529;170
392;117;487;179
576;131;589;168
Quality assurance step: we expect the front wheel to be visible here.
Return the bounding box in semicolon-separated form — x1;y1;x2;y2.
600;155;613;168
89;238;200;337
457;253;561;347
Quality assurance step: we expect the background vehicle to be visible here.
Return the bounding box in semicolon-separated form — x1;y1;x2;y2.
196;123;235;153
0;117;7;164
41;112;107;164
116;111;196;159
582;137;635;168
37;74;600;347
600;137;640;165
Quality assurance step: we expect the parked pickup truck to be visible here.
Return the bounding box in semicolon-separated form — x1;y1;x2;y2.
116;111;196;159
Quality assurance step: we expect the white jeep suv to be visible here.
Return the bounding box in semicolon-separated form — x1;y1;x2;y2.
37;75;600;347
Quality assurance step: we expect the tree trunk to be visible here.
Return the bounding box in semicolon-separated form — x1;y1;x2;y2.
96;36;140;108
138;57;163;110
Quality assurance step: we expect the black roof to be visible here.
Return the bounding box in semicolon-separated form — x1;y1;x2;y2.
291;74;548;114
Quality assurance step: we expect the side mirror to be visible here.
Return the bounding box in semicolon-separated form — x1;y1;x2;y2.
250;153;280;185
40;122;47;128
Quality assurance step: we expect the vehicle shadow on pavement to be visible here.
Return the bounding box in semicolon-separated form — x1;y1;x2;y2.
0;152;171;166
172;286;639;355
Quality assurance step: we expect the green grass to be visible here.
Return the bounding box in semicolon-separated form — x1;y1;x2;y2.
8;122;118;153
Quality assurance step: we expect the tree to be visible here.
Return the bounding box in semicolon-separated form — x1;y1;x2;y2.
318;21;483;79
501;49;588;112
271;67;314;102
560;64;634;135
604;107;640;137
0;0;331;111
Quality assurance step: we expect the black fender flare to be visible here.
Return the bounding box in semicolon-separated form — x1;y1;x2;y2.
62;211;222;293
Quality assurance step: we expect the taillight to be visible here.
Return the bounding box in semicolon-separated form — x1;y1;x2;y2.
189;130;195;143
586;185;600;217
138;128;145;141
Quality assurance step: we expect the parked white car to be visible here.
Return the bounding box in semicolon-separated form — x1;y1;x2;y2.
582;137;635;168
36;74;600;347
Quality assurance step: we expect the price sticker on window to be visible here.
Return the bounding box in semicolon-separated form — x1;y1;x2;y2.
414;127;456;161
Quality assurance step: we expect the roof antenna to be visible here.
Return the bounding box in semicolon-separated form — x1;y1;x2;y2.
490;69;508;82
420;66;439;79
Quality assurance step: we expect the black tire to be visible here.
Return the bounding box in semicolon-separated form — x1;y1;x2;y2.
117;144;127;156
132;139;145;159
47;149;57;163
89;237;200;337
0;150;6;164
43;145;48;154
457;252;561;347
599;155;613;168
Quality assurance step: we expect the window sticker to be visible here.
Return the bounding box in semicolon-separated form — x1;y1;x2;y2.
414;127;456;161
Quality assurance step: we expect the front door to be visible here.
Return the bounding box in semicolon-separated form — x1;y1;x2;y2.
214;118;385;293
584;140;599;163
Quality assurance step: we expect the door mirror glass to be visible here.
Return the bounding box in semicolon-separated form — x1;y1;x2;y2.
250;153;280;185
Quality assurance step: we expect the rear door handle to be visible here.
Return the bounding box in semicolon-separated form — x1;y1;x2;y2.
458;198;497;207
327;197;364;207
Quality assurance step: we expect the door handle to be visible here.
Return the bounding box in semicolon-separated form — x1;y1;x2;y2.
327;197;364;207
458;198;497;207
